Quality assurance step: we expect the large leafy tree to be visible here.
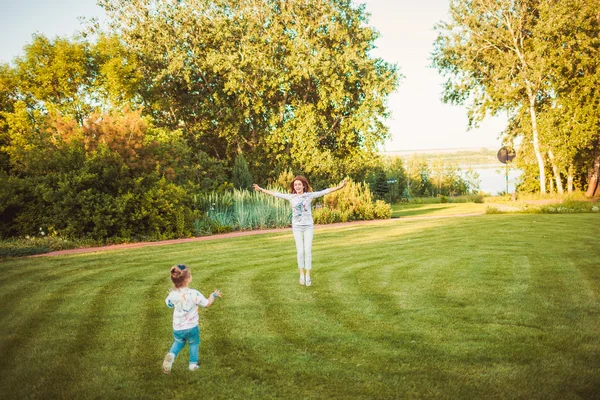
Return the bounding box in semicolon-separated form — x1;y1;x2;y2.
12;35;99;125
432;0;552;193
95;0;400;181
432;0;600;196
537;0;600;196
0;64;18;172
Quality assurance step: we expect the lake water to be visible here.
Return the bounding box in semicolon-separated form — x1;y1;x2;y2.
469;164;522;195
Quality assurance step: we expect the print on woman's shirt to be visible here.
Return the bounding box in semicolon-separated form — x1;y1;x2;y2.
271;188;330;227
292;197;311;223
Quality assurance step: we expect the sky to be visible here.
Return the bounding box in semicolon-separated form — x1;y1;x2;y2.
0;0;507;152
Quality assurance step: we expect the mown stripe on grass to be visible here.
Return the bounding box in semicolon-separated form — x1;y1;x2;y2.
0;257;141;398
1;214;599;399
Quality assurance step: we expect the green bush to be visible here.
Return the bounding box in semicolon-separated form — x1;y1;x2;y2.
313;207;340;224
315;179;391;224
539;201;600;214
0;162;198;242
0;110;201;243
373;200;392;219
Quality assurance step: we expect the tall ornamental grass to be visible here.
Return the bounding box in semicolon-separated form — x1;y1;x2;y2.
195;181;392;234
195;189;291;233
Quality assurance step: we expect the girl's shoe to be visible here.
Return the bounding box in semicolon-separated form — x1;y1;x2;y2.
162;353;175;374
299;276;305;285
189;363;199;371
306;277;312;286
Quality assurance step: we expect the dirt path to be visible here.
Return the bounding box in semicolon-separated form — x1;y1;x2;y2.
31;212;485;257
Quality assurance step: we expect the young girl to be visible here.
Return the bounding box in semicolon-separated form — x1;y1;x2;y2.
253;176;346;286
162;264;222;374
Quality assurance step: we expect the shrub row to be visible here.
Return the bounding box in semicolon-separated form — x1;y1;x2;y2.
195;181;391;233
0;165;198;242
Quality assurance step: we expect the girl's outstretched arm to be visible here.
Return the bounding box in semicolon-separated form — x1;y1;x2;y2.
204;289;222;308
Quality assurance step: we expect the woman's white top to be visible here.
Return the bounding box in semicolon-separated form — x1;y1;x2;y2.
272;188;331;227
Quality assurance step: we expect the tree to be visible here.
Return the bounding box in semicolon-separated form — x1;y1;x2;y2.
373;168;388;200
464;167;481;194
433;0;600;196
383;156;407;199
536;0;600;196
430;159;445;196
95;0;400;180
232;153;253;190
93;34;144;111
405;155;431;197
0;63;17;172
432;0;551;194
13;35;99;125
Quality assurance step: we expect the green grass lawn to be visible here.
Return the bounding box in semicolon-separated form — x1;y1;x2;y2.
1;214;599;399
391;202;487;218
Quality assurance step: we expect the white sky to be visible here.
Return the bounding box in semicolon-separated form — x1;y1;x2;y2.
0;0;507;152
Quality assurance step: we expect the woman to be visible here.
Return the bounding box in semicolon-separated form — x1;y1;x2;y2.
253;176;346;286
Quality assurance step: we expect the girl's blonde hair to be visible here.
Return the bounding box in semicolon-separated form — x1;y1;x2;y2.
170;264;191;288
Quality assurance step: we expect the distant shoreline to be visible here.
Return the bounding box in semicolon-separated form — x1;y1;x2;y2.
383;147;498;156
382;147;507;167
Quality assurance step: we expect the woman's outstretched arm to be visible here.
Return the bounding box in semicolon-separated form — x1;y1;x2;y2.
329;179;347;193
253;183;276;196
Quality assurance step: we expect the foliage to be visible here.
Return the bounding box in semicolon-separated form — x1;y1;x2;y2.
194;189;292;233
372;168;388;200
232;153;253;190
372;199;392;219
405;155;431;197
0;109;198;241
11;35;98;124
196;181;390;232
432;0;600;196
95;0;400;180
0;235;97;258
315;179;391;223
484;198;600;214
275;168;295;190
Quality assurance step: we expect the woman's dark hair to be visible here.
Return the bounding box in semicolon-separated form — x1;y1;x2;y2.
290;175;312;194
170;264;191;288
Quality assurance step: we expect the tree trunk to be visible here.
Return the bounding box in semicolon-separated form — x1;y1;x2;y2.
567;164;574;193
525;84;546;194
585;152;600;197
547;150;564;194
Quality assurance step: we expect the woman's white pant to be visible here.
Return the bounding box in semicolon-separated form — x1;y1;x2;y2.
292;226;314;270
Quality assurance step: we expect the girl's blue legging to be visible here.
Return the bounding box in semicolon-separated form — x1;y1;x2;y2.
168;325;200;364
